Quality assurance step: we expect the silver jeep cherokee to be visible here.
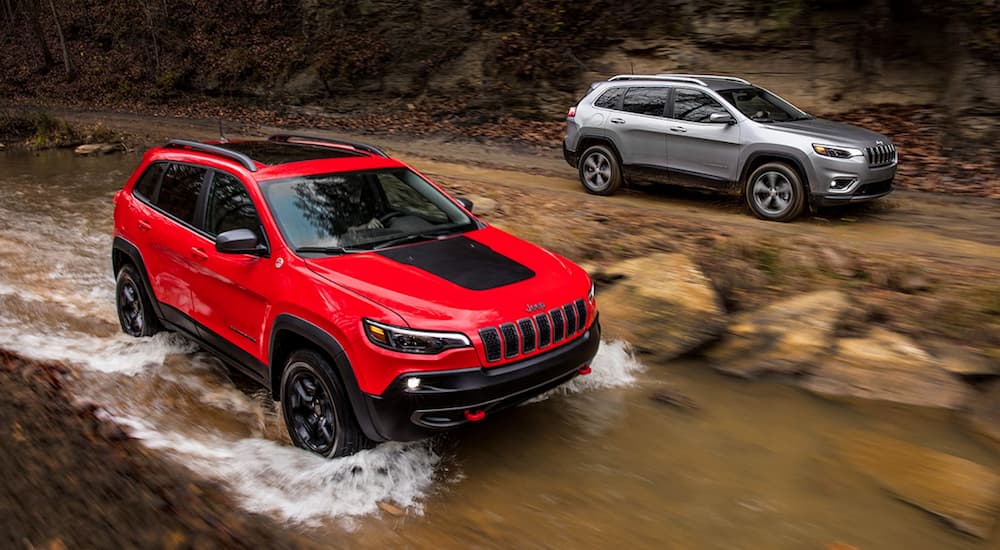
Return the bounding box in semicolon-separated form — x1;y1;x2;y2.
563;74;897;221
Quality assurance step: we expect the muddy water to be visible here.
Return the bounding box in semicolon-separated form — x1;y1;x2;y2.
0;149;996;548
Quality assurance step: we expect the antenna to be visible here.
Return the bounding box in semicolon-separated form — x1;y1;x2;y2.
218;119;228;143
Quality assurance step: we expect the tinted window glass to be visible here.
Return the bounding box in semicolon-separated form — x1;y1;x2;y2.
673;89;730;122
205;171;261;237
622;87;669;117
717;87;810;122
133;163;165;200
594;87;624;110
261;168;473;252
156;163;206;224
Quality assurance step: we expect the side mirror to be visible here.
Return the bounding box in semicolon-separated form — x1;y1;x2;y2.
216;228;267;256
709;112;735;125
457;197;474;212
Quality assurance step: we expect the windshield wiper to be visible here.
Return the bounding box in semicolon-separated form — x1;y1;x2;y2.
295;245;366;256
371;228;459;250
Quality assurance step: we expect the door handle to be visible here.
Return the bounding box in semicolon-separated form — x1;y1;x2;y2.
669;127;687;133
137;220;152;231
190;247;209;261
610;118;626;124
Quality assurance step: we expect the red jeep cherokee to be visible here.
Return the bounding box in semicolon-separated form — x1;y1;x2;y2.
112;135;600;457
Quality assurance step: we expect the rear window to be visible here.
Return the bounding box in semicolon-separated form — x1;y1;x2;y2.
156;163;207;224
593;87;624;109
132;163;165;200
622;87;669;117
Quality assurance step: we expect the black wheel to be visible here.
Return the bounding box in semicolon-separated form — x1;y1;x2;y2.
745;162;807;222
115;264;161;337
578;144;623;195
280;349;371;458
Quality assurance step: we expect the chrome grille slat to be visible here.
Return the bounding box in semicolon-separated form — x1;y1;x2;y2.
865;142;896;167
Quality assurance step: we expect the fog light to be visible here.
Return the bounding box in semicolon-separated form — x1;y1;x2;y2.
405;377;422;391
830;177;857;192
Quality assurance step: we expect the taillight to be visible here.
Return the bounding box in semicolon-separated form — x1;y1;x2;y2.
567;106;576;118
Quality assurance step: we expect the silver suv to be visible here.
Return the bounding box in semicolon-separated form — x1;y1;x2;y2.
562;74;897;221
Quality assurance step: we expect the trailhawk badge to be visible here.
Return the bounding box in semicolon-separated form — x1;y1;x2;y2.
526;302;545;313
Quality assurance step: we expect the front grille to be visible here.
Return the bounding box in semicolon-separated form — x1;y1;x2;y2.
551;309;565;343
865;143;896;167
480;328;502;362
479;298;588;362
563;304;578;335
500;323;519;359
518;318;536;353
535;314;552;348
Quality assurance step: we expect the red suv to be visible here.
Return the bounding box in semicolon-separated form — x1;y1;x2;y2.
112;135;600;457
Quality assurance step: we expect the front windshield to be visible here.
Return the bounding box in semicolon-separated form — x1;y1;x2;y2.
716;87;811;122
261;168;474;253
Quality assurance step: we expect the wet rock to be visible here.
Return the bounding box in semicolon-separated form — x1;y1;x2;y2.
73;143;120;156
967;383;1000;452
597;254;725;360
649;387;699;412
0;143;6;151
928;342;999;377
465;195;498;216
707;290;848;378
838;431;1000;539
801;328;969;409
377;501;405;516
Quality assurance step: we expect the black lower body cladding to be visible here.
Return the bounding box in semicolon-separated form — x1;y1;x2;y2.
361;319;602;441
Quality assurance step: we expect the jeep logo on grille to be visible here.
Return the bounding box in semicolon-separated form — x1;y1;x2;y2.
526;302;545;313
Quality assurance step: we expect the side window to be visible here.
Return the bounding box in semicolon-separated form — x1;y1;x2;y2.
156;163;207;224
133;163;165;201
621;87;670;117
673;89;730;123
593;87;624;110
204;171;261;237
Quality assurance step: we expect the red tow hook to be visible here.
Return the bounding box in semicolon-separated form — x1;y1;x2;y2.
464;409;486;422
578;365;592;375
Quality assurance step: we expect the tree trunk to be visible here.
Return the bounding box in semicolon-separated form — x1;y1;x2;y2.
46;0;73;80
25;0;54;71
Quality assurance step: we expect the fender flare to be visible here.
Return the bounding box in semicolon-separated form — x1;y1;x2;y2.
111;236;164;320
268;314;385;442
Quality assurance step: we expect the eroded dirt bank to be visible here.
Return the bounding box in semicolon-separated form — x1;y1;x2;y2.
0;350;314;549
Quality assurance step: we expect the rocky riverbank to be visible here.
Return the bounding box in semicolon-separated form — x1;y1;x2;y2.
0;350;314;549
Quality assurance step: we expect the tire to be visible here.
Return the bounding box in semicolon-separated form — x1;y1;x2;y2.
744;162;807;222
115;264;161;337
578;144;623;196
280;349;371;458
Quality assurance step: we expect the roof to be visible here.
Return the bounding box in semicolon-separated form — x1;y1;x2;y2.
605;74;755;91
159;135;404;180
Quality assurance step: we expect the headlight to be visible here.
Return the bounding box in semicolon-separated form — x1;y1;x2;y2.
588;281;596;305
812;143;862;159
363;319;471;354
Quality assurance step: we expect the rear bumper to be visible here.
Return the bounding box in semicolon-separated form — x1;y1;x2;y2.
362;319;601;441
563;141;578;168
812;178;894;207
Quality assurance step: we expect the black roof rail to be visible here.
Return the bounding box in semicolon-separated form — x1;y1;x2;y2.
268;134;389;158
164;139;258;172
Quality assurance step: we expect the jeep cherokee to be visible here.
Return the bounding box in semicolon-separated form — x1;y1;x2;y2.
563;74;897;221
112;135;600;457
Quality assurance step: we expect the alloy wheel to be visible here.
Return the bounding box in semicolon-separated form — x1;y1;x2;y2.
286;366;339;454
582;151;613;192
117;279;144;336
752;171;794;216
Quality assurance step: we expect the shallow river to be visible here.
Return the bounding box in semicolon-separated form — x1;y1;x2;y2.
0;149;995;548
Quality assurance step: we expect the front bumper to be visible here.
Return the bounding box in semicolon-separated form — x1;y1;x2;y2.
362;319;601;441
812;178;894;207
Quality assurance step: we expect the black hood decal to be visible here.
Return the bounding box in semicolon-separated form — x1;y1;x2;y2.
376;236;535;290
